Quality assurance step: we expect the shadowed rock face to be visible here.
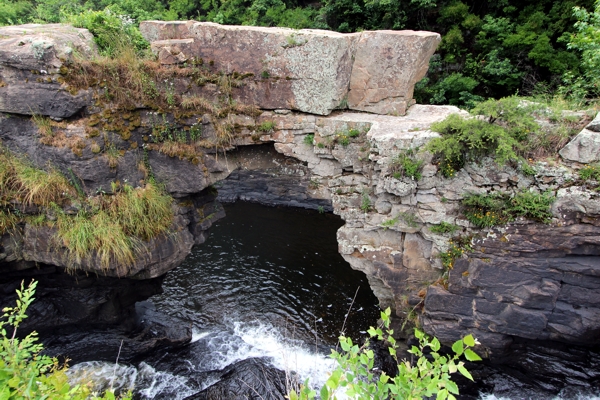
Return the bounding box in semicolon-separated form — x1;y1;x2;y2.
140;21;440;116
422;223;600;356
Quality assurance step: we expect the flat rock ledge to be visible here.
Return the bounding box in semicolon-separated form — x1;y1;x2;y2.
140;21;440;116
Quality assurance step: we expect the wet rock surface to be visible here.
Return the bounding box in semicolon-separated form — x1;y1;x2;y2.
185;358;288;400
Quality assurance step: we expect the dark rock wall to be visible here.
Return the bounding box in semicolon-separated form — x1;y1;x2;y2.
422;222;600;356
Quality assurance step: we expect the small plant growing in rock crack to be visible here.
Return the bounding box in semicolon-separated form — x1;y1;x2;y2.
430;221;460;235
261;70;270;79
303;134;314;146
579;164;600;184
289;307;481;400
257;121;276;132
360;190;372;212
462;190;555;228
439;235;473;270
309;178;321;189
391;148;424;180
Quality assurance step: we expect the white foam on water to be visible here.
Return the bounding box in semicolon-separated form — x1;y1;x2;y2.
68;361;196;400
135;362;196;400
191;319;339;390
191;327;210;343
67;361;138;395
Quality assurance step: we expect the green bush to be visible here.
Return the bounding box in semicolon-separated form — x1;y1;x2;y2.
430;221;460;235
427;97;545;177
290;307;481;400
462;190;555;228
0;280;129;399
64;7;149;56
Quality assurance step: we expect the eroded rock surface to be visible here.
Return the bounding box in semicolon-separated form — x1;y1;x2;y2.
140;21;440;116
0;24;95;118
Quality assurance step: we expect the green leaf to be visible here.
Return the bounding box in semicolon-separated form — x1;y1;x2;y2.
446;380;459;394
431;337;441;352
320;384;329;399
463;334;475;347
451;339;464;356
457;364;474;381
464;348;482;361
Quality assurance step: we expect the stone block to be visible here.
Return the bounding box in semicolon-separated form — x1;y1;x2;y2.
140;22;442;116
348;30;440;115
559;128;600;163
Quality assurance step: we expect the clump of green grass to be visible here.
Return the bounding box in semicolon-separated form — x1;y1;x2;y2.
0;209;18;236
429;222;459;234
303;134;314;146
391;149;424;180
0;147;75;208
1;146;174;271
462;190;554;228
257;121;276;132
579;164;600;181
57;182;173;270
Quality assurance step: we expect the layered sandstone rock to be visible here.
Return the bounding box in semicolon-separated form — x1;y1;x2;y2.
140;21;440;116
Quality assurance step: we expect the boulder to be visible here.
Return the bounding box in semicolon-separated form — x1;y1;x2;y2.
141;21;355;116
559;127;600;164
0;24;96;118
347;30;440;115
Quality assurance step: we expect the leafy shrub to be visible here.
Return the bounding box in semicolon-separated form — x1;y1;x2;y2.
462;190;555;228
290;307;481;400
427;97;545;177
0;280;128;399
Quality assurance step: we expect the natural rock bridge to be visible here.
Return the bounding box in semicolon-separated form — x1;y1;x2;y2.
0;22;599;363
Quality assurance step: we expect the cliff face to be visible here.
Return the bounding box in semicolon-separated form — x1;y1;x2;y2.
1;22;599;359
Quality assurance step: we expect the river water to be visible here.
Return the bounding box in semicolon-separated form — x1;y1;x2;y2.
68;202;600;399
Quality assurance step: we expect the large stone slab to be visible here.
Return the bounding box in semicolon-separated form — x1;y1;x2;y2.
347;30;440;115
140;21;441;116
142;21;355;115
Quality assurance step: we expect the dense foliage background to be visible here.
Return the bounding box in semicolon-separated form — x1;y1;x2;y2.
0;0;598;106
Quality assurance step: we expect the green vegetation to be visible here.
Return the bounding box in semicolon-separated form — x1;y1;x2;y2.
430;221;460;235
257;120;276;132
0;0;598;107
360;190;372;212
462;190;555;228
391;149;424;180
0;280;130;399
579;164;600;180
381;211;419;229
427;97;588;177
439;235;473;270
303;134;314;146
0;146;173;271
290;307;481;400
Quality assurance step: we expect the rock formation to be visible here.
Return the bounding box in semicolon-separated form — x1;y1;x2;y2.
140;21;440;116
1;21;599;366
